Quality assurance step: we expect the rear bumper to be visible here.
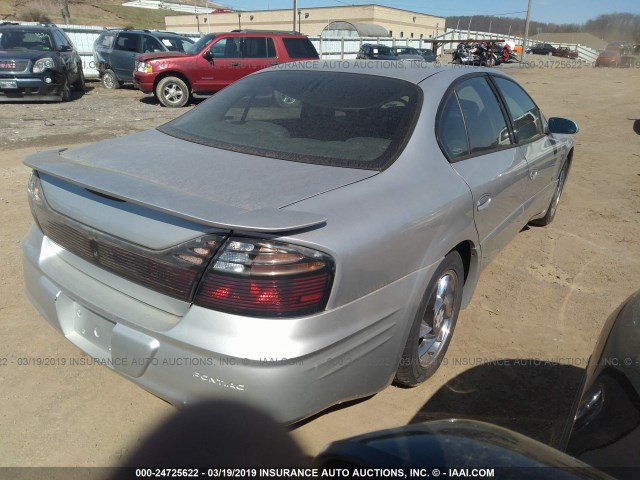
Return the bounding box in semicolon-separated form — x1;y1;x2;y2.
23;225;432;423
0;76;65;101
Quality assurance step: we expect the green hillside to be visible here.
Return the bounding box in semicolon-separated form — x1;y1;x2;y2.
0;0;192;30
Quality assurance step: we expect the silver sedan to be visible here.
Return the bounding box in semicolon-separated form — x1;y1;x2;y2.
22;61;577;423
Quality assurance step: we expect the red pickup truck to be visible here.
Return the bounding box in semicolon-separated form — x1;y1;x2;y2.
133;30;319;107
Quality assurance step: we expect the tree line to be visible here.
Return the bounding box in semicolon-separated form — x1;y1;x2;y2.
445;13;640;42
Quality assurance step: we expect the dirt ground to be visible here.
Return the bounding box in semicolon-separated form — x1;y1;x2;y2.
1;63;639;468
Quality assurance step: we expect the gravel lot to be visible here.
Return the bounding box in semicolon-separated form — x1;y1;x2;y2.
1;64;640;468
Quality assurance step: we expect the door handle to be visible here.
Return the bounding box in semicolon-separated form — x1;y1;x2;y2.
529;169;538;180
477;194;492;211
230;62;240;67
271;62;280;66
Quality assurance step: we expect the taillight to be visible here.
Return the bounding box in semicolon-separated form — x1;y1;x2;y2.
27;170;225;301
195;237;334;318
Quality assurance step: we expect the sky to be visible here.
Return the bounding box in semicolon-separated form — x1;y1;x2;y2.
221;0;640;25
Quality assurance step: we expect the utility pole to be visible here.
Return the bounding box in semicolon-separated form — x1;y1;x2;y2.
293;0;298;32
522;0;532;62
57;0;71;24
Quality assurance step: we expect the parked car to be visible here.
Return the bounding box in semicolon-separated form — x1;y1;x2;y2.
553;46;578;59
356;43;399;60
595;49;620;67
133;30;319;107
0;22;84;102
394;46;424;60
419;48;437;62
23;62;578;424
94;28;194;89
527;42;556;55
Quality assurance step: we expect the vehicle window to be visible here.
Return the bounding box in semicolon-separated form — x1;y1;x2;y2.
142;35;164;53
159;71;421;170
0;30;53;51
187;33;215;54
157;36;193;52
438;93;469;159
455;76;511;154
210;37;241;58
53;30;70;50
115;32;140;53
493;77;543;144
96;31;116;49
282;38;319;59
242;37;276;58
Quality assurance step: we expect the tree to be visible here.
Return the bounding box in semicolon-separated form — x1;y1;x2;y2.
57;0;71;24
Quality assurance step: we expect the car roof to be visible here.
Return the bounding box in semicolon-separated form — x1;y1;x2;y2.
268;59;504;86
0;23;58;32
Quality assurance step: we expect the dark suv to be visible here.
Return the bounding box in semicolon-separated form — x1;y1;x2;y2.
356;44;399;60
94;28;194;89
133;30;319;107
0;22;84;102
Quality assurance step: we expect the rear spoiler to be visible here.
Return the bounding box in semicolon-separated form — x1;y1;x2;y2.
24;149;327;233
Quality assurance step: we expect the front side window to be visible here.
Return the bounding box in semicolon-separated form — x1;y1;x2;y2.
156;36;193;52
210;37;241;58
159;71;421;170
493;77;543;144
142;35;164;53
455;76;511;155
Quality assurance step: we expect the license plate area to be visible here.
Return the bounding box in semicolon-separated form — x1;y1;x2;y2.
0;79;18;89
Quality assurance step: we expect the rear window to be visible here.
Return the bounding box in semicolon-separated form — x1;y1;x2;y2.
282;37;319;59
159;70;421;170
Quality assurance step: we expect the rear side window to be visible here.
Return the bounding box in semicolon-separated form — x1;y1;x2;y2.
160;70;421;170
282;38;319;59
455;77;511;155
492;77;543;144
115;32;140;52
243;37;276;58
438;93;469;160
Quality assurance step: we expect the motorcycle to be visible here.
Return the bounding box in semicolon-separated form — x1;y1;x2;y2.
452;42;498;67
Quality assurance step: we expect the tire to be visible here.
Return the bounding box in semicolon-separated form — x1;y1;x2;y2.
395;251;464;386
273;91;300;108
156;76;189;108
102;69;121;89
452;57;462;65
73;67;85;91
530;160;569;226
486;55;496;67
60;78;71;102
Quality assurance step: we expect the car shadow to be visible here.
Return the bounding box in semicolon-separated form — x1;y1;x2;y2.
139;95;205;108
409;360;584;448
633;119;640;135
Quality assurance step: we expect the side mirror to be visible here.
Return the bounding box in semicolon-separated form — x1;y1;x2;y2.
203;50;214;61
548;117;579;134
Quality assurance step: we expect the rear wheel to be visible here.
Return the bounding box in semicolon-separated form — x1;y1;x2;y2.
530;160;569;226
395;251;464;386
102;69;120;89
156;76;189;108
